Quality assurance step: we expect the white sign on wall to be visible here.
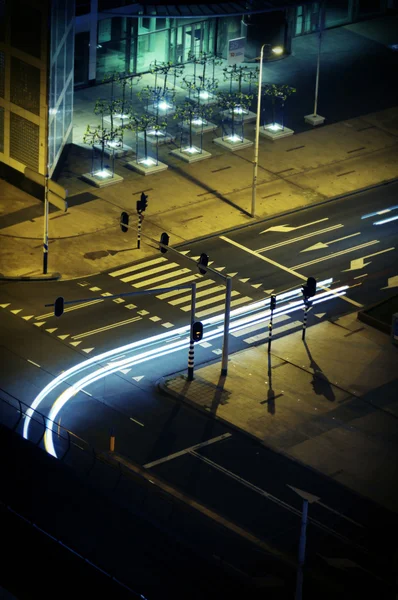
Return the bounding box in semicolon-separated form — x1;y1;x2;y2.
228;37;245;65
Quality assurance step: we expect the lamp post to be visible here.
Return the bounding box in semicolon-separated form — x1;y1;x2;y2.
304;2;326;126
251;44;283;218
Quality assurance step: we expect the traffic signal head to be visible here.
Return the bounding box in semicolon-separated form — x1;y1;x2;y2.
160;232;169;253
270;295;276;311
198;253;209;275
120;211;129;233
140;192;148;212
302;276;316;298
54;296;64;317
192;321;203;342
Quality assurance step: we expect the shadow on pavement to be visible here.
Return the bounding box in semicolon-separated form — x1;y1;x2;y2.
303;339;336;402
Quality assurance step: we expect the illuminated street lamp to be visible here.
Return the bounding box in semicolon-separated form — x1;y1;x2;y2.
251;44;284;218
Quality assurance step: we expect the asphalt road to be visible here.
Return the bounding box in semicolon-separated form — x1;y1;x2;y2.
1;182;397;597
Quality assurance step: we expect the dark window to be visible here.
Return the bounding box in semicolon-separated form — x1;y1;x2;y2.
0;106;4;154
0;51;4;98
10;112;39;170
10;57;40;115
76;0;90;16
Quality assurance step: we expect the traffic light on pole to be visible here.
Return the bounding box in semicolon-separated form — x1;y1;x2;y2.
192;321;203;342
120;211;129;233
54;296;64;317
198;253;209;275
160;232;169;253
270;295;276;311
302;276;317;298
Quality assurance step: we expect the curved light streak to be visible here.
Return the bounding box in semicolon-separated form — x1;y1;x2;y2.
25;278;341;454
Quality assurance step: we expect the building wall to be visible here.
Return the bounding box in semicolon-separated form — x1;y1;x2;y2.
0;0;74;192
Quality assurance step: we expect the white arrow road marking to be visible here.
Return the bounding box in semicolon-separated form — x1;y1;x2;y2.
179;250;190;255
314;313;326;318
119;368;131;375
300;232;361;253
260;218;328;235
239;277;250;283
143;433;232;469
33;321;46;327
220;235;363;308
58;334;70;340
45;328;57;333
293;240;379;270
342;247;395;272
70;341;82;347
287;485;320;504
132;376;144;382
0;303;10;308
381;275;398;289
258;224;343;253
10;309;22;314
22;315;34;320
82;347;94;354
227;272;238;277
263;289;274;294
251;283;262;288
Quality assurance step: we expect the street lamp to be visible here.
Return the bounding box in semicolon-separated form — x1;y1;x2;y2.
252;44;283;218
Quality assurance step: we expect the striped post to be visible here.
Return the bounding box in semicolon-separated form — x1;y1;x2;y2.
268;309;274;353
187;282;197;381
137;211;142;249
302;299;309;340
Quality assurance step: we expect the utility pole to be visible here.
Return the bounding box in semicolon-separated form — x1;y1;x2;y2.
187;282;197;381
251;43;266;219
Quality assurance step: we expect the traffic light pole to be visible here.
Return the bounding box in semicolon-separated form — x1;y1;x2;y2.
187;282;197;381
302;298;309;340
137;210;142;249
43;173;49;274
268;307;274;353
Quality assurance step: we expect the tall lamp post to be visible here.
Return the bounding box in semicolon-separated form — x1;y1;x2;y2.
251;44;283;218
304;2;326;126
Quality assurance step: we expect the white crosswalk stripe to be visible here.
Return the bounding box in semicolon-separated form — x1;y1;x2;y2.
243;320;302;344
231;314;291;338
108;257;254;318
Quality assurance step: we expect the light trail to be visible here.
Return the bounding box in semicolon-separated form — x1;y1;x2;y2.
24;278;345;457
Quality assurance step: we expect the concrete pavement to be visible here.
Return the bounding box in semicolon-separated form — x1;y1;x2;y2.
161;312;398;513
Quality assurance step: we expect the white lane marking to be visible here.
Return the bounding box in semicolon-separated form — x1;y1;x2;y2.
109;257;167;277
196;296;252;318
353;274;368;279
0;303;10;308
300;232;361;253
132;375;144;382
121;262;179;283
80;389;92;397
133;268;191;288
36;299;103;320
161;322;174;328
292;240;379;270
191;452;367;551
143;433;232;469
22;315;34;321
244;320;302;344
10;309;22;314
90;286;101;291
130;417;144;427
232;313;290;338
316;500;365;528
27;359;41;368
260;218;328;234
82;347;94;354
257;224;343;253
155;275;205;298
72;316;142;339
169;284;225;306
219;235;363;308
180;290;239;311
341;247;395;272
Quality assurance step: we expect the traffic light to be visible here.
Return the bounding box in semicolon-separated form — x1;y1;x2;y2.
198;253;209;275
302;276;317;298
137;192;148;213
120;211;129;233
270;295;276;311
160;232;169;253
54;296;64;317
192;321;203;342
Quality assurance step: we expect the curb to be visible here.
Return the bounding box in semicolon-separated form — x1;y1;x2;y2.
0;272;62;282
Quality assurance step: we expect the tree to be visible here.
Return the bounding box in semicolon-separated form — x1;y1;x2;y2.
173;102;213;152
94;98;124;137
263;84;297;128
149;60;184;101
83;124;122;175
217;91;253;140
126;112;167;166
184;51;222;102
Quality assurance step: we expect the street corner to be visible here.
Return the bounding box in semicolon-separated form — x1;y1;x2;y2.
158;372;232;411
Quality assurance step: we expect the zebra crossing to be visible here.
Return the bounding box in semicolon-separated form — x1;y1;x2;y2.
109;256;253;319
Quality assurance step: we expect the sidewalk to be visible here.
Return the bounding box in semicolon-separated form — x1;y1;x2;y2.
160;312;398;513
0;105;397;279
